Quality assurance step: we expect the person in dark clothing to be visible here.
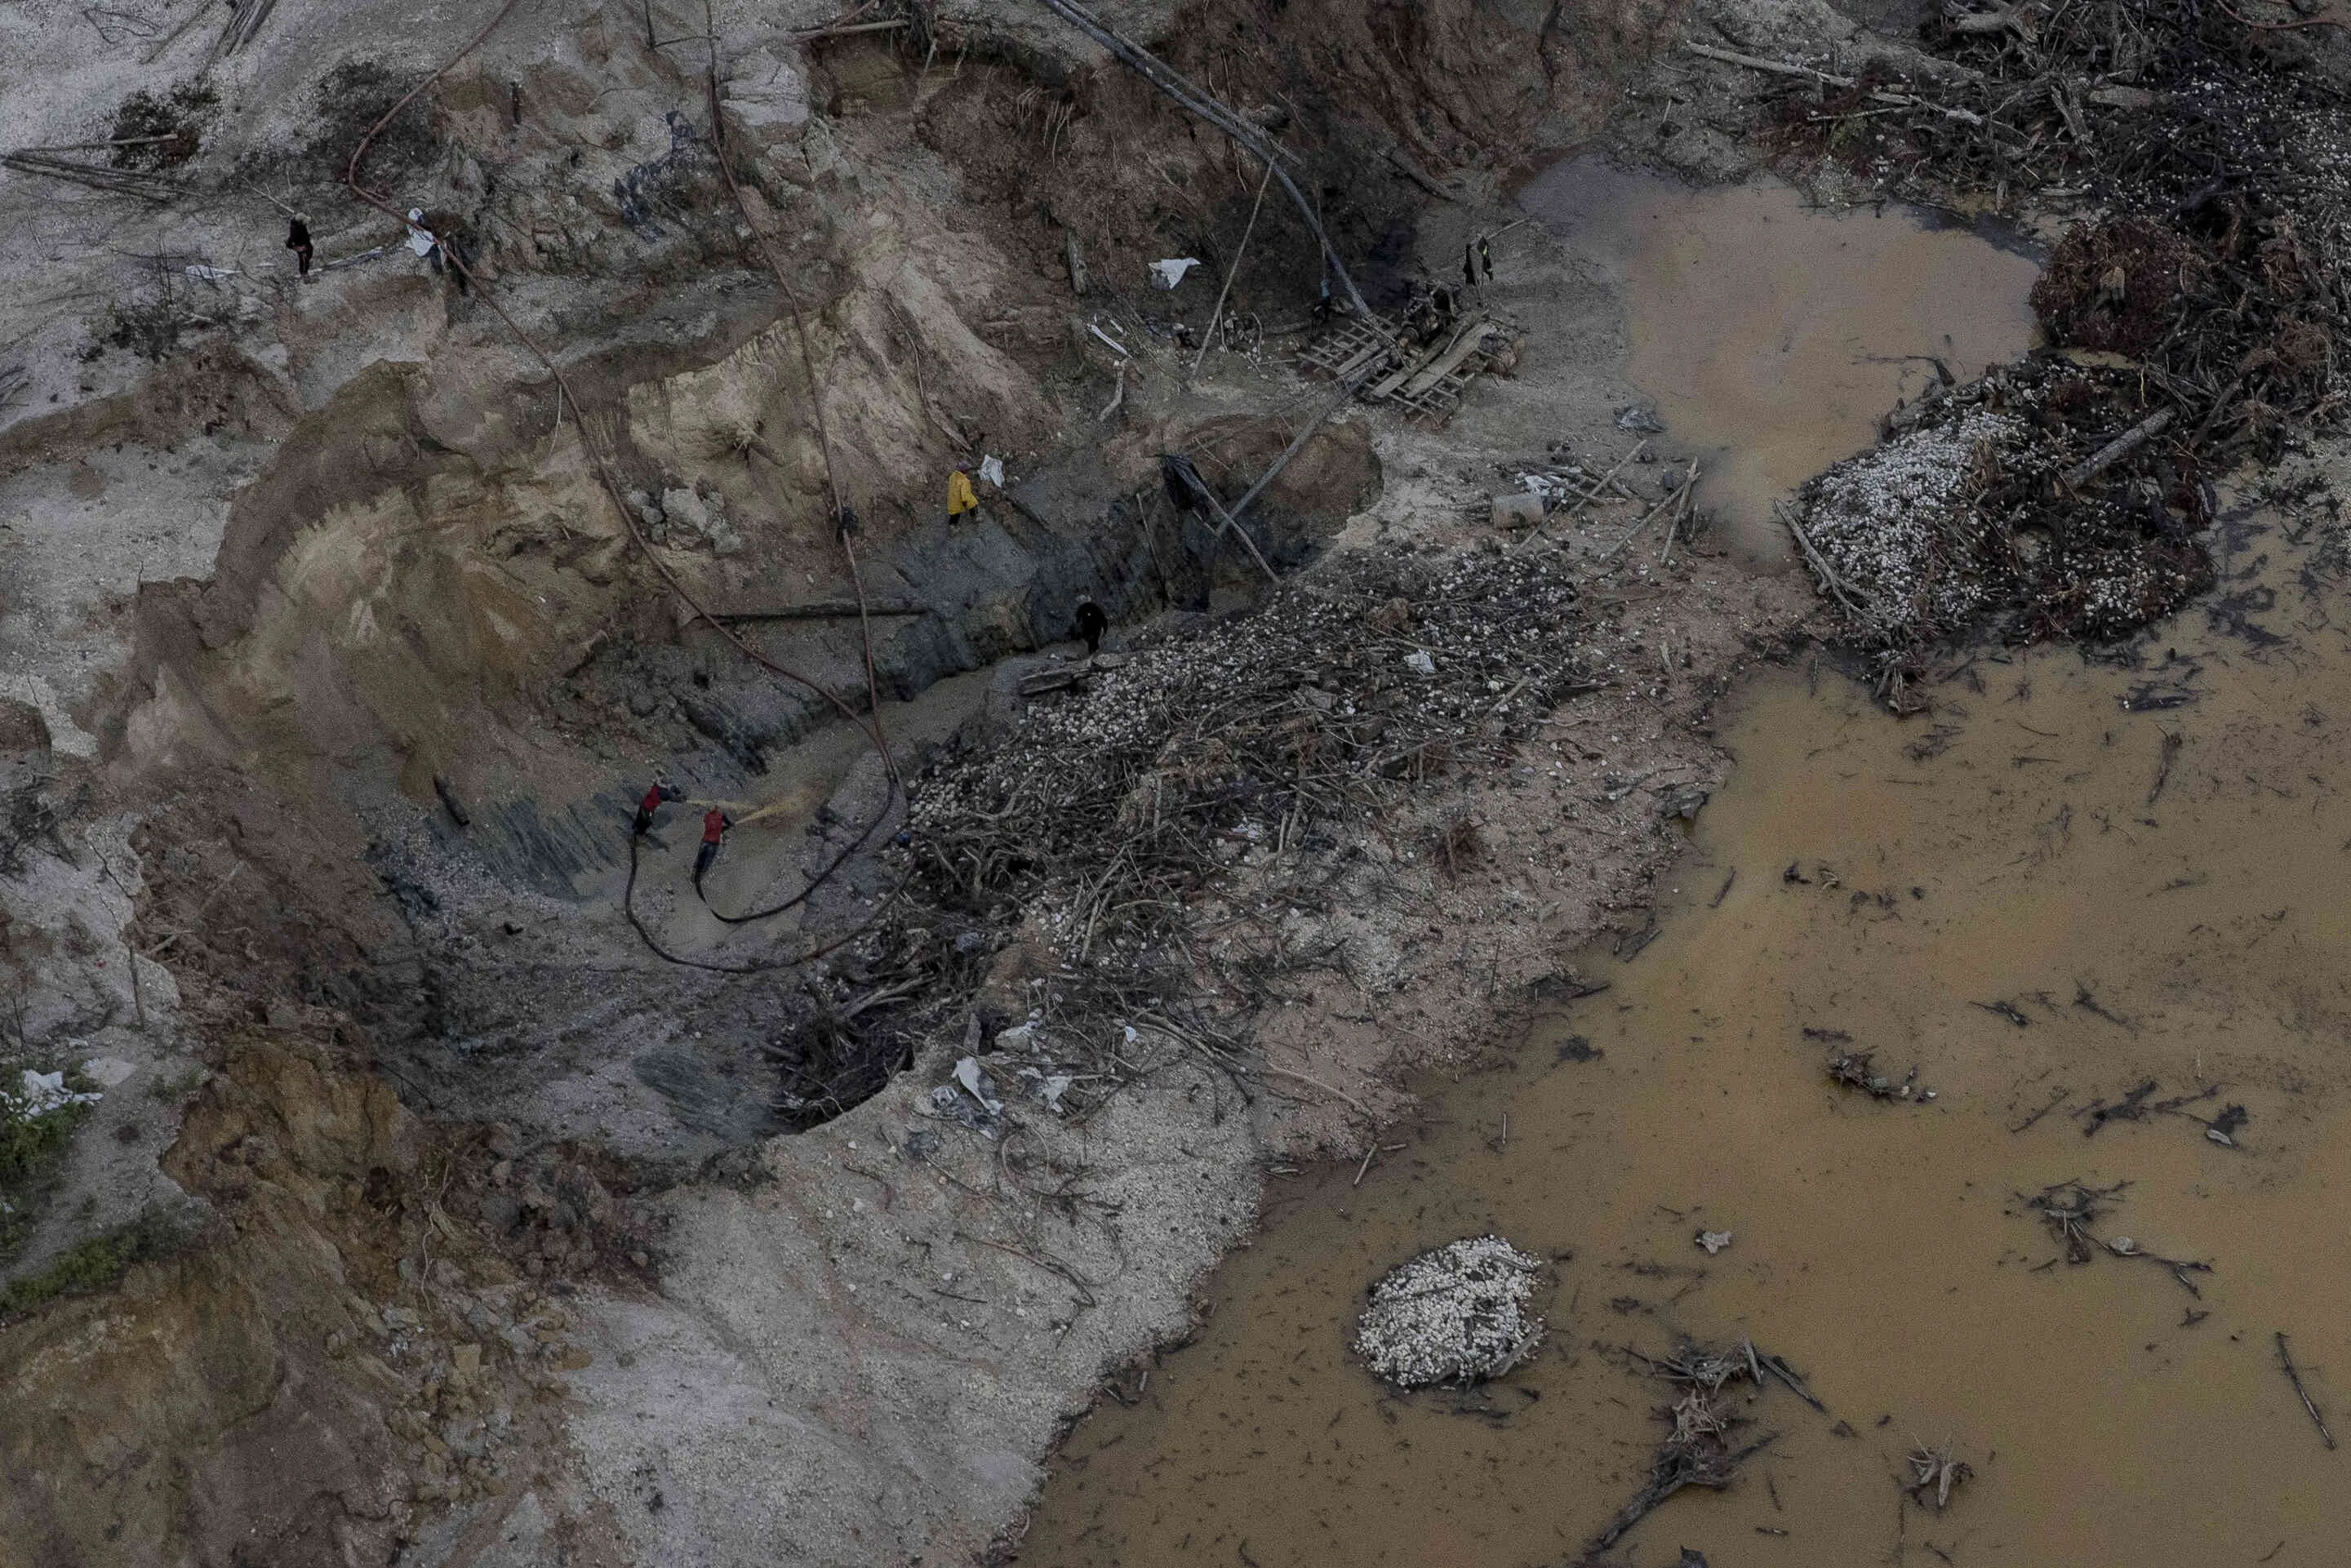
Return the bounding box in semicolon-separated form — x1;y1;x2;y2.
1073;599;1108;656
694;806;732;889
1162;453;1201;514
286;216;313;278
633;781;683;837
441;229;471;296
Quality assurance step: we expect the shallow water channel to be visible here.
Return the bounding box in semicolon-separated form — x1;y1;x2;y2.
1018;500;2351;1566
1521;159;2043;559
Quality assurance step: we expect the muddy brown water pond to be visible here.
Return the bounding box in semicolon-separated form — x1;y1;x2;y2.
1018;506;2351;1566
1521;159;2042;560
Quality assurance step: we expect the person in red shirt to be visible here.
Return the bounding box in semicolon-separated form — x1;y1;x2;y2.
694;806;732;889
633;781;682;837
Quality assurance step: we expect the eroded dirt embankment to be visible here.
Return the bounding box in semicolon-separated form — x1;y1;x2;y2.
0;0;1748;1561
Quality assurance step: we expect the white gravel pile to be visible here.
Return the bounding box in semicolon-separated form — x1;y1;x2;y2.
1353;1235;1546;1388
1800;409;2019;639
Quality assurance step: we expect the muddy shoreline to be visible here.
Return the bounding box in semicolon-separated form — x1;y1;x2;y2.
1016;456;2351;1561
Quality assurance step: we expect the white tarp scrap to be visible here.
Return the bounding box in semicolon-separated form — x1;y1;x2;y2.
1149;257;1202;290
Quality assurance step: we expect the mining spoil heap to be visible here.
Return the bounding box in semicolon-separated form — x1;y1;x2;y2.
2;0;2349;1562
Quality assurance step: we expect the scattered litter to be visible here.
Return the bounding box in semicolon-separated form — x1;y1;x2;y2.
1085;321;1130;358
1402;650;1437;677
2077;1077;2231;1141
1149;256;1202;290
1038;1074;1073;1111
11;1069;102;1117
927;1055;1007;1135
1791;363;2213;706
1490;491;1545;530
1615;405;1666;433
1695;1229;1733;1255
182;263;234;283
977;454;1005;488
1353;1236;1545;1388
1793;409;2019;645
952;1056;1003;1114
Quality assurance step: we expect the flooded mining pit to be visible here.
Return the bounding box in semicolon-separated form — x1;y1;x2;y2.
1012;172;2349;1567
1019;479;2351;1568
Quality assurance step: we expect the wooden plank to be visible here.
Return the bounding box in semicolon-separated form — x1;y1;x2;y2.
1402;322;1498;397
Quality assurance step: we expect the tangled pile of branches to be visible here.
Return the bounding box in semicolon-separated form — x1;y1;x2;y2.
885;547;1599;1111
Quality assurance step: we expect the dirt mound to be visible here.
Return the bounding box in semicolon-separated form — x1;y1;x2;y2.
1354;1236;1546;1388
1793;359;2215;696
0;1024;647;1566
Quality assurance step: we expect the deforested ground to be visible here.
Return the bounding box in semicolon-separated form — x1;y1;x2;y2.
2;0;2348;1562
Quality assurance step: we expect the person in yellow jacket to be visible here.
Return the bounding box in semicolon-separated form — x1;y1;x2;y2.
946;464;979;525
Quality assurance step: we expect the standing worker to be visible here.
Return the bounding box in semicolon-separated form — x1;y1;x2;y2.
1073;599;1108;656
633;780;683;838
286;216;313;279
946;463;979;526
406;208;438;269
1464;233;1495;289
694;806;732;890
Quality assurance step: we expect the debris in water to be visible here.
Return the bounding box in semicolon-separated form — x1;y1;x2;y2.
2276;1331;2338;1451
1353;1236;1545;1389
1554;1035;1603;1064
1904;1441;1974;1511
1584;1361;1777;1559
1825;1050;1933;1103
2020;1178;2213;1293
1695;1229;1733;1255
